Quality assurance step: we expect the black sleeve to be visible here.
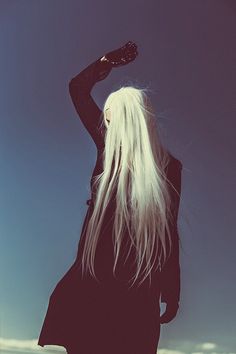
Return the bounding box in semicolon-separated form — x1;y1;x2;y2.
160;159;183;305
68;56;112;149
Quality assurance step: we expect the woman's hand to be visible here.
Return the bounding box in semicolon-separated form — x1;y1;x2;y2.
160;302;179;324
103;41;138;67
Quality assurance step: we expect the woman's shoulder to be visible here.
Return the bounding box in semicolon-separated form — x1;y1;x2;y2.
167;150;183;171
165;150;183;194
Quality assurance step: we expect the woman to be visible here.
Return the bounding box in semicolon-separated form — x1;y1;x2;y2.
38;41;183;354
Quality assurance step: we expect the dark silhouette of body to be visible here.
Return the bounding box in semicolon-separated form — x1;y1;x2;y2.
38;42;182;354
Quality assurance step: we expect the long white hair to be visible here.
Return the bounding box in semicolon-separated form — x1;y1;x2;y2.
81;85;176;288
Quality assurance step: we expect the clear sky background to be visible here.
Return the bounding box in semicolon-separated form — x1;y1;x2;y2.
1;1;235;353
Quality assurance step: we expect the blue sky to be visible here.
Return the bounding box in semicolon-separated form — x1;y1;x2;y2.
1;0;235;353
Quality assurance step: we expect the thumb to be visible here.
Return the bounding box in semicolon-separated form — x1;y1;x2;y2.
160;311;171;324
160;303;179;324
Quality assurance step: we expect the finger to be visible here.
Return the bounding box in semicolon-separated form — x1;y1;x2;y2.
124;49;138;56
160;314;172;324
123;40;134;47
160;309;177;324
123;41;138;52
128;50;138;58
160;315;169;324
124;51;138;59
166;305;179;314
124;54;137;63
125;43;138;52
126;41;137;49
124;49;138;58
126;44;137;52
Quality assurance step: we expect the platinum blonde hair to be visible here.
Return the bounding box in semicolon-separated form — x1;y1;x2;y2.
81;85;175;288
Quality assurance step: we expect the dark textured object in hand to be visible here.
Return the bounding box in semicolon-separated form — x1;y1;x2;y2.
104;40;138;67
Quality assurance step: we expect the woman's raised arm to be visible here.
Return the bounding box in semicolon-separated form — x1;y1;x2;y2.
68;41;138;149
69;56;112;149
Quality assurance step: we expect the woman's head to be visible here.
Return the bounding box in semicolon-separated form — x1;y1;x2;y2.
81;85;174;288
102;86;165;170
103;85;153;128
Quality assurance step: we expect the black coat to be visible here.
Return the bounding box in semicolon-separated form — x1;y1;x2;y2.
37;56;183;354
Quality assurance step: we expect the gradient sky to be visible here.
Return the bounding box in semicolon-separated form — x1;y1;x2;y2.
1;1;235;353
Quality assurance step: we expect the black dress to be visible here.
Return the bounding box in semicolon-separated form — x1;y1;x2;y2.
37;56;183;354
